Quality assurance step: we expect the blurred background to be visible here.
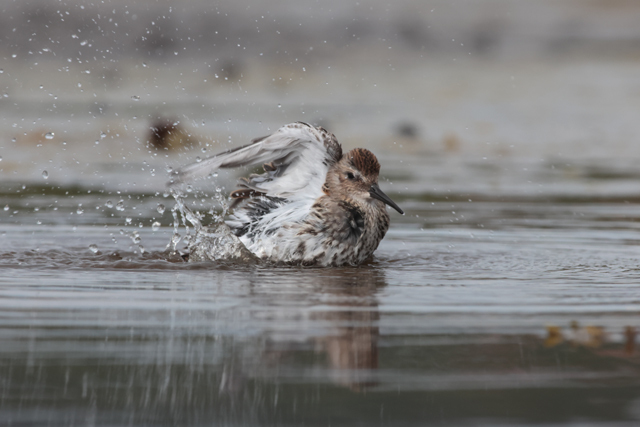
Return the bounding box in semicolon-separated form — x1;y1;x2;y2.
2;0;640;195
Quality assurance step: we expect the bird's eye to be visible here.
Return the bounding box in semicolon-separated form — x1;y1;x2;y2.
346;172;355;180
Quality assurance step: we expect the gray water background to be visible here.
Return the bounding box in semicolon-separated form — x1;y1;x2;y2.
2;1;640;425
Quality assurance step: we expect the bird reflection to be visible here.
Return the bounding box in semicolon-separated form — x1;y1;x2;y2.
258;265;385;392
311;267;383;391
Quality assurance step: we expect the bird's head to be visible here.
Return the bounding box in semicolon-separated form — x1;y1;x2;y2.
325;148;404;215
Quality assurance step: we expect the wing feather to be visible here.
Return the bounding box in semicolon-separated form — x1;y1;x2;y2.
169;122;342;199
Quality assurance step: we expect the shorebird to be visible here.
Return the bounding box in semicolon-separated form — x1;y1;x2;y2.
170;122;403;266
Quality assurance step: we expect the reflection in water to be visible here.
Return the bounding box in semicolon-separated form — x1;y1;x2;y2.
253;267;384;394
2;255;640;424
1;213;640;424
312;269;383;391
0;264;387;425
545;323;640;366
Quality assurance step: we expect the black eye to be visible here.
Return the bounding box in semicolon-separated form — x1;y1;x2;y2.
346;172;355;180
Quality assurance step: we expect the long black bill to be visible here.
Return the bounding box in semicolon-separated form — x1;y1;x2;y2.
369;183;404;215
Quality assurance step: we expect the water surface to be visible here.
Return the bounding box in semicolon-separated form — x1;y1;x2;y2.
2;168;640;425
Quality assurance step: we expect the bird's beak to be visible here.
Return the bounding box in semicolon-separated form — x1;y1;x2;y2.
369;183;404;215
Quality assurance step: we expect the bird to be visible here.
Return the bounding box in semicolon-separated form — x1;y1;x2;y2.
169;122;404;266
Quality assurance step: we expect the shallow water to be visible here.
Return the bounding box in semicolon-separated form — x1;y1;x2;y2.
3;12;640;419
2;168;640;425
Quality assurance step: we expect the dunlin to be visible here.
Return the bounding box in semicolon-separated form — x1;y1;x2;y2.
171;122;403;266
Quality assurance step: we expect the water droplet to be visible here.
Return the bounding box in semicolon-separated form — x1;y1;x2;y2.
131;95;140;101
89;244;99;254
142;62;147;68
80;40;88;46
105;200;113;208
157;204;165;214
196;156;202;163
0;69;3;74
277;104;281;108
116;201;125;211
77;207;84;214
3;205;9;211
95;140;100;145
152;221;161;231
100;132;107;139
45;132;54;140
125;217;132;224
186;185;193;193
42;170;49;179
0;156;2;161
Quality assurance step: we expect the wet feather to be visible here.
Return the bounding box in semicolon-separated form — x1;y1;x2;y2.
171;122;402;266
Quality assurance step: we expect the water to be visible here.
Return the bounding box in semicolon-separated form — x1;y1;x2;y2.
3;121;640;425
1;159;640;424
3;3;640;419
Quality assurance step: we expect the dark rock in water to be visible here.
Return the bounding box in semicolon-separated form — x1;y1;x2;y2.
395;122;419;139
147;119;195;150
188;223;258;263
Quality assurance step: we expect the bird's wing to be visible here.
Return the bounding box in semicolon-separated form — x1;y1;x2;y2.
169;122;342;199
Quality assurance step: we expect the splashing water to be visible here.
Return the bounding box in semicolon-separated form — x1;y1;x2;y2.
170;204;183;253
188;223;257;263
168;186;253;262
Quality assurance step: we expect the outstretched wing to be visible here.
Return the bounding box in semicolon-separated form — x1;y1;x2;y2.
169;122;342;199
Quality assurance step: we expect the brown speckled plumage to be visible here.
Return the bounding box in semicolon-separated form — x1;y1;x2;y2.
172;122;403;266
